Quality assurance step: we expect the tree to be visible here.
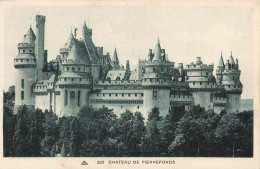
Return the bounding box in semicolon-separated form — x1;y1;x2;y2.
12;106;29;157
215;113;248;157
70;117;81;157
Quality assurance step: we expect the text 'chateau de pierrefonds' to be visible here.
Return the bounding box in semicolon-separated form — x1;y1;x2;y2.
14;15;243;118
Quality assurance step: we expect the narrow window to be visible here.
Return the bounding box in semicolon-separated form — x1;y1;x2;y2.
78;90;81;106
64;90;68;105
200;82;202;85
115;94;118;97
23;50;25;53
210;93;213;102
21;79;24;88
193;82;195;85
67;67;69;71
70;91;75;100
153;88;157;100
128;94;131;97
21;91;24;100
72;67;75;71
122;94;124;97
135;94;137;97
137;106;139;109
27;59;29;62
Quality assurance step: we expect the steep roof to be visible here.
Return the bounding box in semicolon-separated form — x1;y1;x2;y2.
67;41;90;62
229;52;235;65
218;55;225;67
112;48;119;63
23;27;36;43
63;32;75;49
153;39;162;61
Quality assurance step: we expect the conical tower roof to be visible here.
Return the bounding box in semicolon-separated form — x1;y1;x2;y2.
67;41;89;62
23;26;36;43
153;38;162;61
229;52;235;65
112;48;119;63
63;32;75;49
218;52;225;67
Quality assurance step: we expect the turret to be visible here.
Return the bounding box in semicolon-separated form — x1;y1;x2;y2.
111;48;120;69
221;53;242;113
216;52;225;84
152;38;162;61
82;20;92;40
178;63;183;76
35;15;46;81
14;26;37;113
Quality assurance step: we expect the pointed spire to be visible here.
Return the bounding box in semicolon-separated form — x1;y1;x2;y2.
218;51;225;67
63;32;75;49
153;38;162;61
23;27;36;43
112;48;119;63
229;51;235;65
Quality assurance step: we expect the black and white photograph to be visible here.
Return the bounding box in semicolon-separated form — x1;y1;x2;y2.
0;1;259;169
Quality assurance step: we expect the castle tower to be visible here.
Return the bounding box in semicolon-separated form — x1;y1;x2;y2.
82;20;92;40
111;48;120;69
14;26;37;113
142;39;173;118
216;52;225;84
35;15;46;81
185;57;216;110
221;52;242;113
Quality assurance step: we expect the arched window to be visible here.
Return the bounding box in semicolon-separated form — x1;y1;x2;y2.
78;90;81;106
64;90;68;106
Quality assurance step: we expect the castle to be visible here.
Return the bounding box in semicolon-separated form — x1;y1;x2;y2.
14;15;243;118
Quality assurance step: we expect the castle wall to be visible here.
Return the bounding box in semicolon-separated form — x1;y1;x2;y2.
55;88;90;117
226;94;241;113
143;89;170;118
192;92;214;110
35;93;49;111
14;68;35;113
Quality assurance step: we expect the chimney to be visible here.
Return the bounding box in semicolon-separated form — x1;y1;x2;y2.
196;57;202;65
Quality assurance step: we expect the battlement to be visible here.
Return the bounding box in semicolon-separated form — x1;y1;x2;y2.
186;64;214;70
97;80;142;85
59;48;70;53
36;15;46;26
145;60;174;67
61;59;89;65
18;43;35;47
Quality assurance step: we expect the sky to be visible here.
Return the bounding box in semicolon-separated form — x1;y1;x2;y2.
1;2;259;99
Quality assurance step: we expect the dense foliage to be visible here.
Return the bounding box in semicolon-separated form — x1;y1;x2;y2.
3;88;253;157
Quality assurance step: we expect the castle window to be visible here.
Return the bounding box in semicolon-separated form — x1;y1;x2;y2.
27;59;29;62
21;79;24;89
72;67;75;71
206;72;208;76
115;94;118;97
210;93;213;102
97;94;99;96
64;78;67;81
183;96;185;98
104;87;107;89
84;68;86;71
228;85;230;88
121;105;123;109
103;94;105;97
174;95;175;98
200;82;202;85
156;79;159;82
21;59;23;62
234;85;236;88
67;67;69;71
29;50;32;53
150;79;152;82
109;94;111;97
64;90;68;106
72;78;74;81
179;95;180;98
135;94;137;97
124;87;127;89
128;94;131;97
122;94;124;97
137;106;139;109
70;91;75;100
78;68;80;71
21;91;24;100
78;90;81;106
79;78;82;81
193;82;195;85
23;50;25;53
141;93;143;97
153;88;157;100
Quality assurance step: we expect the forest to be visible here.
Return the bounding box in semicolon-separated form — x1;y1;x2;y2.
3;87;253;157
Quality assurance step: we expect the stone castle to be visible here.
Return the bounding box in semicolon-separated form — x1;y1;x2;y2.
14;15;243;118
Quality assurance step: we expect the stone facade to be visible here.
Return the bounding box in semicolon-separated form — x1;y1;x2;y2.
14;15;243;117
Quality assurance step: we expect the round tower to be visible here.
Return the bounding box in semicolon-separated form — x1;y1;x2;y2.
14;26;37;113
142;39;173;118
221;53;242;113
185;57;216;110
55;39;92;117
